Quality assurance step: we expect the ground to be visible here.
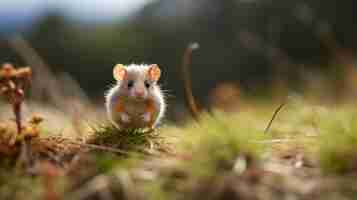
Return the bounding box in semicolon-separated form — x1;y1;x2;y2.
1;98;357;200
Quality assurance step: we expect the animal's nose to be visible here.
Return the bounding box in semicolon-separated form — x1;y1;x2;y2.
135;90;144;97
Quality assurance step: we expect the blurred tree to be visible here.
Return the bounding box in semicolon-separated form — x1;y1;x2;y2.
0;0;355;108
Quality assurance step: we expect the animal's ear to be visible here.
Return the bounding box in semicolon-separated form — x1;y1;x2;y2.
113;64;127;81
148;64;161;81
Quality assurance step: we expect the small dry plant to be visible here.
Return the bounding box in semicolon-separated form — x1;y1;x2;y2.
0;63;42;145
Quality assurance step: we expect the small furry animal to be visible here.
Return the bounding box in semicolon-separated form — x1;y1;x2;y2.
105;64;166;129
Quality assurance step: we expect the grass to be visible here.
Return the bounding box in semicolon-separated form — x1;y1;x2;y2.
2;99;357;199
317;107;357;174
140;111;269;200
87;123;173;155
178;112;267;176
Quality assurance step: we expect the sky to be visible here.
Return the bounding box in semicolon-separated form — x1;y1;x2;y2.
54;0;157;22
0;0;156;34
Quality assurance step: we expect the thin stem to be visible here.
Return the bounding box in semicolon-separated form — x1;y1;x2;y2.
13;103;22;134
180;43;200;121
264;101;286;134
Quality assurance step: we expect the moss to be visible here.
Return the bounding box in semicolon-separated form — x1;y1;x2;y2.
317;108;357;174
179;112;267;177
142;111;269;200
87;123;169;154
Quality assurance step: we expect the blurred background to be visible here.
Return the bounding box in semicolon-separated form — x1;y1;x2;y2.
0;0;356;121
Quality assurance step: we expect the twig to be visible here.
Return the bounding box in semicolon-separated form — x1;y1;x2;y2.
264;101;287;134
68;141;131;155
180;43;200;121
13;103;22;135
69;140;162;158
251;139;294;144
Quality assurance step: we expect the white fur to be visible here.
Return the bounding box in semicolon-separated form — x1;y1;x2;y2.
105;64;166;129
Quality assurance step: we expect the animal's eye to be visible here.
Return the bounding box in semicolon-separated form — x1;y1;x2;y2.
127;80;134;88
145;80;150;88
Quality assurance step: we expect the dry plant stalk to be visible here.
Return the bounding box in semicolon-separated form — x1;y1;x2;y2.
0;63;32;135
180;43;200;121
264;101;287;134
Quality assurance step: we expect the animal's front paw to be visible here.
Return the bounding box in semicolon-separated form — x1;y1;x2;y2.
120;113;131;123
141;113;151;123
